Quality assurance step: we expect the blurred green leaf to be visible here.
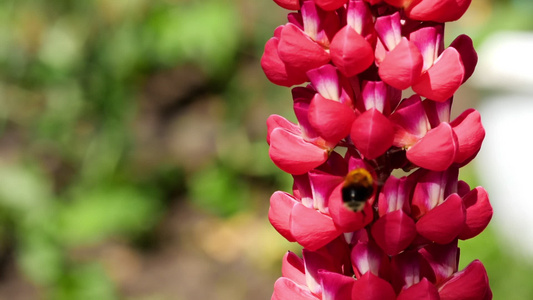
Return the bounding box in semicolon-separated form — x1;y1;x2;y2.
188;164;250;217
53;263;118;300
145;0;241;75
0;164;52;215
58;185;162;246
18;231;63;285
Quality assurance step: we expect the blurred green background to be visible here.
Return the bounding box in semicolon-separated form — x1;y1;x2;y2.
0;0;531;299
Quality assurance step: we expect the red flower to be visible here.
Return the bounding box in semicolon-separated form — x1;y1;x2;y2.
262;0;492;298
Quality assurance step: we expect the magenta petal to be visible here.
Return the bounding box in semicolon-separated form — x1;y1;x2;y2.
390;250;435;292
294;98;322;142
412;47;464;102
423;97;452;126
272;277;317;300
458;187;493;240
351;240;390;280
450;109;485;164
314;0;348;11
438;260;491;300
408;24;444;72
308;170;344;212
278;23;330;75
328;184;373;232
319;270;354;300
307;64;340;101
291;203;342;250
374;12;402;51
282;251;307;286
450;34;478;83
267;114;300;145
346;0;374;37
378;175;412;216
379;38;424;90
406;122;457;171
309;94;356;144
330;25;374;77
261;36;307;87
371;210;417;256
352;272;396;300
411;168;459;219
397;278;440;300
269;191;298;242
419;241;459;285
406;0;472;23
303;249;339;295
351;108;395;160
361;81;389;114
273;0;301;10
269;127;329;175
416;194;466;244
389;94;430;147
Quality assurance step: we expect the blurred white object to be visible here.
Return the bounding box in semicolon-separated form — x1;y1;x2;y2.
473;31;533;93
474;31;533;258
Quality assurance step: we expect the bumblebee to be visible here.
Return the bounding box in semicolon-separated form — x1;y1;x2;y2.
341;168;374;212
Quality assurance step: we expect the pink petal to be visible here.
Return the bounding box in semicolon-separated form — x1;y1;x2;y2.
301;2;322;41
406;122;457;171
267;114;301;145
308;169;344;213
330;25;374;77
291;203;342;250
269;127;329;175
408;23;444;71
449;34;478;83
308;94;356;144
361;81;390;114
307;64;341;101
390;250;435;292
294;97;321;142
397;278;440;300
351;240;391;280
314;0;348;11
278;23;330;75
303;249;340;295
412;47;465;102
458;187;493;240
351;108;395;160
261;35;307;87
379;38;424;90
423;97;452;127
371;210;417;256
378;175;412;216
272;277;317;300
419;241;459;285
272;0;301;10
346;0;374;37
328;184;374;232
410;168;459;219
269;191;298;242
319;270;354;300
450;108;485;164
389;94;430;147
352;272;396;300
374;12;402;51
416;194;466;244
282;251;307;286
293;173;314;207
438;260;491;300
406;0;472;23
